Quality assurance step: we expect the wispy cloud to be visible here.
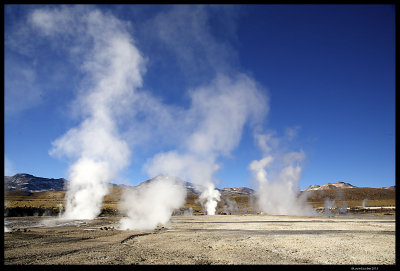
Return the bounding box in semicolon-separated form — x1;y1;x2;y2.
148;5;240;84
5;5;87;117
285;125;301;141
4;57;42;116
4;156;16;176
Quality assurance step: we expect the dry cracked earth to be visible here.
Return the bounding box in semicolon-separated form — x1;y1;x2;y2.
4;214;395;265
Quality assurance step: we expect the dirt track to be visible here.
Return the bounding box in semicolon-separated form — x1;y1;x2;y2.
4;214;395;265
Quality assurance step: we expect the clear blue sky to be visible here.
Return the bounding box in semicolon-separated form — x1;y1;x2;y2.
4;4;395;190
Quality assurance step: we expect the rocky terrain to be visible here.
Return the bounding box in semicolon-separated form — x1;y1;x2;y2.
4;214;395;265
302;181;356;191
4;173;67;192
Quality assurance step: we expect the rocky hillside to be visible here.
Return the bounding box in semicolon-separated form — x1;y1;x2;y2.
127;175;255;196
383;186;395;191
302;181;395;192
4;173;256;216
4;173;255;197
220;187;255;196
4;174;395;216
4;173;67;192
302;181;356;191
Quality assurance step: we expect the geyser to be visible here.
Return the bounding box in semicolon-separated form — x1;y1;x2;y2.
31;6;270;224
119;175;187;230
198;182;221;215
144;74;268;215
249;132;315;216
33;6;145;220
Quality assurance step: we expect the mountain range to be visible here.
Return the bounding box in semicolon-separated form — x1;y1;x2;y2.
4;173;67;192
4;173;394;195
4;173;395;217
302;182;356;191
301;181;395;192
4;173;256;196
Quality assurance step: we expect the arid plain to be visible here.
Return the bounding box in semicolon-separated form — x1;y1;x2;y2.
4;213;395;265
4;175;396;265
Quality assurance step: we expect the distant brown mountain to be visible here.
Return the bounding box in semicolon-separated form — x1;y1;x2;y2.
137;175;255;196
302;182;396;192
4;173;255;196
382;186;395;191
4;173;67;192
302;181;356;192
221;187;255;196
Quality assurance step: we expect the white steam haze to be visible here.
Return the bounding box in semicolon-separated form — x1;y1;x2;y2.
222;197;239;215
198;182;221;215
25;5;309;226
362;198;368;208
249;131;315;216
119;175;187;230
324;198;336;216
144;74;268;214
31;6;145;219
141;6;268;215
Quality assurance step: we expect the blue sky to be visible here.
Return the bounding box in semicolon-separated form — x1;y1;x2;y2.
4;4;395;190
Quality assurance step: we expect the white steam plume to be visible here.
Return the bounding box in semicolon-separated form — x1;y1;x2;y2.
31;6;145;219
324;198;336;216
362;198;368;208
198;182;221;215
119;175;187;230
144;74;267;215
222;197;239;215
249;132;315;216
29;6;270;224
141;7;267;215
144;151;221;215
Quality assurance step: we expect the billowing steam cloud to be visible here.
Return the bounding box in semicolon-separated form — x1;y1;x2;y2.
27;6;276;225
249;131;315;216
144;74;267;215
119;175;187;230
140;6;267;215
31;6;145;219
198;181;221;215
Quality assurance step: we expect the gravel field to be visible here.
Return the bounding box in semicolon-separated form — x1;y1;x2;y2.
4;214;395;265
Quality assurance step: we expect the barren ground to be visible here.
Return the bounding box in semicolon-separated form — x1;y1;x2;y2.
4;214;395;265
